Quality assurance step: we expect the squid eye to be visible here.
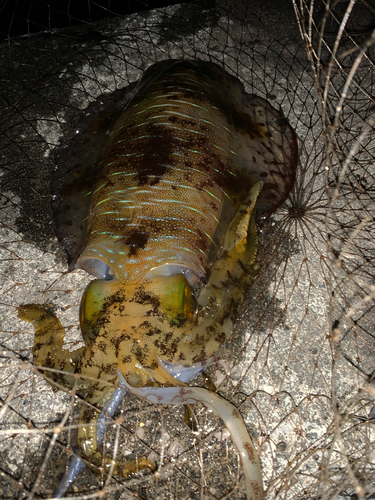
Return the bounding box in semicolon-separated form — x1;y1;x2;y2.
80;280;105;323
79;279;114;341
146;274;196;326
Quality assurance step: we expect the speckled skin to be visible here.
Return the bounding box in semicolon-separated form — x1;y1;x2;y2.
18;60;298;499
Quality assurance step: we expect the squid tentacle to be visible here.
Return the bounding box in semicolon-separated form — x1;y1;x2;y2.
119;372;264;500
55;456;85;498
78;404;155;477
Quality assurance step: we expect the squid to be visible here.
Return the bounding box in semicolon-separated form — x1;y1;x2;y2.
18;59;298;499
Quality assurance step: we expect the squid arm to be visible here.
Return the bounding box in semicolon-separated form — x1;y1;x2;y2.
18;306;155;483
119;372;264;500
18;304;86;391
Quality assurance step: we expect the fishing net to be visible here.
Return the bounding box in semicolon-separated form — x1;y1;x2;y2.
0;0;374;498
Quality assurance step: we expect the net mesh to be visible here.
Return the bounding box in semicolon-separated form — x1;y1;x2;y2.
0;0;374;498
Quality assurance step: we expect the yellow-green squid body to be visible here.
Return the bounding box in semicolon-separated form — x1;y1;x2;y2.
19;60;298;500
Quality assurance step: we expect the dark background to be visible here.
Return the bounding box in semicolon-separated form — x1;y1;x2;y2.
0;0;194;39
